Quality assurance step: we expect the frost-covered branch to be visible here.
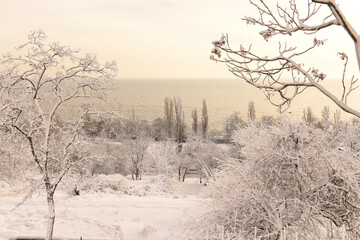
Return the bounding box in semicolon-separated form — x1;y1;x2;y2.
192;121;360;238
0;31;117;240
244;0;339;40
211;0;360;118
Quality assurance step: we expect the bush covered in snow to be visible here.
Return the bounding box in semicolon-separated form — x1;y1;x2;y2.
63;174;183;198
77;174;132;195
192;120;360;239
147;175;183;197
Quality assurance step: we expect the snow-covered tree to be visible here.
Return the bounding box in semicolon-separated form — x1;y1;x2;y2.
81;139;128;176
0;31;116;240
193;120;360;239
184;138;224;183
247;100;256;122
302;106;317;125
260;114;278;127
321;105;331;130
211;0;360;118
191;109;198;135
164;97;174;138
173;96;186;144
146;141;178;178
122;136;149;180
150;117;166;141
224;112;244;142
201;99;209;138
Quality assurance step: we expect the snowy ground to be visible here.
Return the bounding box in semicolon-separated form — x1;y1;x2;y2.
0;177;207;240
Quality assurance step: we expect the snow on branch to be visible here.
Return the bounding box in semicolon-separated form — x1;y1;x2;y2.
0;31;118;240
211;0;360;118
211;34;331;112
244;0;339;40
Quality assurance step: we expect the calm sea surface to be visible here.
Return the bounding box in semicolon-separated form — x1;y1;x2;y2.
110;78;359;129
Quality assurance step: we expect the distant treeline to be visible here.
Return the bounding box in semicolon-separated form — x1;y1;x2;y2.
81;97;348;143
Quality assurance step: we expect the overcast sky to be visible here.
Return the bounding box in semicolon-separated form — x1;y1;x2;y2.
0;0;359;79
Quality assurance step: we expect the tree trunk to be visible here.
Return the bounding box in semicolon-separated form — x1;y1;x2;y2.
355;41;360;71
182;168;188;182
45;192;56;240
135;168;140;180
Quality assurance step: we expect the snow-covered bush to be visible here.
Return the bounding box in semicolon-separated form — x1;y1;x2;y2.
182;138;225;182
147;175;183;197
75;174;132;195
146;141;178;178
193;121;360;239
65;174;182;198
77;139;130;176
223;112;244;142
121;136;149;180
141;224;158;237
0;128;37;186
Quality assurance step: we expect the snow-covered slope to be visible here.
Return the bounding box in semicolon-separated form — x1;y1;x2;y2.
0;177;206;240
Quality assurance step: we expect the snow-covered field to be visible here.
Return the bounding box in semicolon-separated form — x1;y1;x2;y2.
0;177;207;240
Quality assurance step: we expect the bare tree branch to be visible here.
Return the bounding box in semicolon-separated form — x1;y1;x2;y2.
211;0;360;118
0;31;117;240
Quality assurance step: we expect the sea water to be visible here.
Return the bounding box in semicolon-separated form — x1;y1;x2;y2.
109;78;358;129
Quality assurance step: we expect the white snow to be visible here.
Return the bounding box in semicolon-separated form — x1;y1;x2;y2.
0;177;207;240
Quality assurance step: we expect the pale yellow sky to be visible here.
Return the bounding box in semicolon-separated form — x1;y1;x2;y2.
0;0;359;79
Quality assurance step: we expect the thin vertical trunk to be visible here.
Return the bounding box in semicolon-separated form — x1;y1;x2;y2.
45;192;55;240
355;41;360;71
135;168;139;180
182;168;188;182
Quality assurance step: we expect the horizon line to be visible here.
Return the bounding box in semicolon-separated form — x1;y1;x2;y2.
114;77;238;80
